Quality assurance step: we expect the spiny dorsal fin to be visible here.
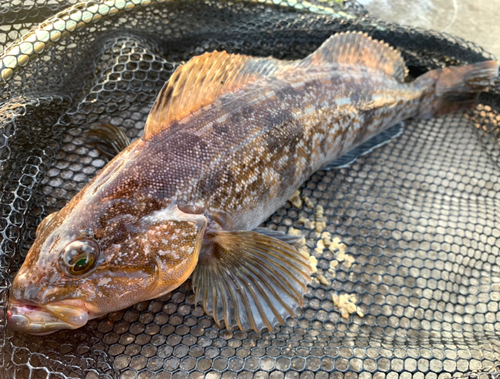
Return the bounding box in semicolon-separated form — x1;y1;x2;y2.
144;52;289;140
299;31;407;81
144;32;407;140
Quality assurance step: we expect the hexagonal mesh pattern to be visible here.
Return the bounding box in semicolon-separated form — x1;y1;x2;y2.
1;1;500;378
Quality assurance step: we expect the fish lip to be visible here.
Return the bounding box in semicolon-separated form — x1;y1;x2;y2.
7;299;91;335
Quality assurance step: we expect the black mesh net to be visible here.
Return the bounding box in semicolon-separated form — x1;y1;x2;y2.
1;1;500;378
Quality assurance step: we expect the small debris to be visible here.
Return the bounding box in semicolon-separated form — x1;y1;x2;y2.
299;246;310;259
316;274;330;286
314;239;325;254
328;237;347;254
314;205;326;233
332;293;362;319
289;190;302;208
321;231;332;246
321;234;353;263
297;217;314;230
344;254;355;268
302;196;314;209
287;227;306;248
320;235;355;269
295;206;326;233
337;248;346;261
309;256;318;273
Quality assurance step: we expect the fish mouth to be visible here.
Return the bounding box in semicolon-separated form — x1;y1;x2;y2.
7;299;90;335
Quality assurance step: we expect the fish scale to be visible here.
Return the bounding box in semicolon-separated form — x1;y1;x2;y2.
6;31;498;334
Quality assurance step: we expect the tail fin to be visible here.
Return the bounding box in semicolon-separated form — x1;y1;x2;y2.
417;60;499;118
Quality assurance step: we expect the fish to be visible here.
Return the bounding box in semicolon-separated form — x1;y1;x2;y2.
7;32;498;335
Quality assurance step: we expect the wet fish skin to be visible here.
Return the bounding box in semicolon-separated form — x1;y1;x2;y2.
7;32;499;334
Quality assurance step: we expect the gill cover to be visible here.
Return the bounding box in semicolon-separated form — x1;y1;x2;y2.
140;204;208;295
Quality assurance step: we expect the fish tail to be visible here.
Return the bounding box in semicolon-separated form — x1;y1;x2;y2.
416;60;499;118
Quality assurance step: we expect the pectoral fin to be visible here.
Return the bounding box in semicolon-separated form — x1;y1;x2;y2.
86;123;131;159
253;227;305;245
192;230;312;333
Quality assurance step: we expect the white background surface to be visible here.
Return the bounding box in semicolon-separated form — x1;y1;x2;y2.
357;0;500;58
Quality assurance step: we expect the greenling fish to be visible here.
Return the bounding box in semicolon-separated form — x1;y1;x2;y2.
7;32;498;334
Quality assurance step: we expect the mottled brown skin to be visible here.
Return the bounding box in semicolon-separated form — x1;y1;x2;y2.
101;68;427;225
7;32;498;334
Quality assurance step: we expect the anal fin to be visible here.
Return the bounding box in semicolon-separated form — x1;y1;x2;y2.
321;122;404;170
192;230;312;332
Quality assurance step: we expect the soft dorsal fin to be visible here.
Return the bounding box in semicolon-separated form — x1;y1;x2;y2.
299;31;407;81
144;52;289;140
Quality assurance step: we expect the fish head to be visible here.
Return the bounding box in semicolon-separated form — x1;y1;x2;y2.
7;200;208;335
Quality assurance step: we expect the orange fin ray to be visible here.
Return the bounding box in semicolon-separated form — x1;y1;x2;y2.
143;52;289;140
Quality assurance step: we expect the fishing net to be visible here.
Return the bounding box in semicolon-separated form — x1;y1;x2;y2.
1;0;500;378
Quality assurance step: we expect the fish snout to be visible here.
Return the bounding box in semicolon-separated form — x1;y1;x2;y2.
10;266;69;305
7;299;90;335
8;269;91;334
9;267;47;302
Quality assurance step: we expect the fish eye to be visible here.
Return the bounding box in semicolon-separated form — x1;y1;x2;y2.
60;239;100;276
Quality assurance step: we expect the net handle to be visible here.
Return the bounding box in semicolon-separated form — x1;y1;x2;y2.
0;0;348;83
